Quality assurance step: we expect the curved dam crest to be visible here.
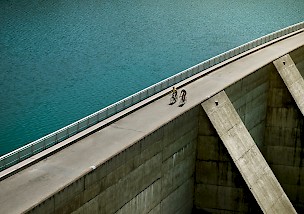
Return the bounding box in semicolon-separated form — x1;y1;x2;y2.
0;27;304;213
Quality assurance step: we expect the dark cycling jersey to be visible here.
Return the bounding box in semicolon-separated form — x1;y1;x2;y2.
180;89;187;102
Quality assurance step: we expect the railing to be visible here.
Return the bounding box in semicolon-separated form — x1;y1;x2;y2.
1;21;304;172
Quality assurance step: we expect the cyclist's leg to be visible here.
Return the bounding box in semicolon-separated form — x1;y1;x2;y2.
171;93;176;103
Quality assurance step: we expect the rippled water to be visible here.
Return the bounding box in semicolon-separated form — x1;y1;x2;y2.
0;0;304;155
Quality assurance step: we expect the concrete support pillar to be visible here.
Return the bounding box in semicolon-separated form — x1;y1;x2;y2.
201;91;296;214
273;54;304;115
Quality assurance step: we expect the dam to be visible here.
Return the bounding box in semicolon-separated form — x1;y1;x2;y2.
1;24;304;213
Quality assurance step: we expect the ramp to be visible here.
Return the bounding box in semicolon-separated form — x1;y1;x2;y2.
201;91;296;214
273;54;304;115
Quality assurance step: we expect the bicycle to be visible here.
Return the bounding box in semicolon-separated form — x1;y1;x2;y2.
179;95;187;106
170;92;178;104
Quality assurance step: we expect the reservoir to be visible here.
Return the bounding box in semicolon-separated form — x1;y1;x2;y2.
0;0;304;156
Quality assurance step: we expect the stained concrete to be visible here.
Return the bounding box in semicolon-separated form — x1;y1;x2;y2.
264;55;304;212
201;91;296;213
273;54;304;115
195;107;259;213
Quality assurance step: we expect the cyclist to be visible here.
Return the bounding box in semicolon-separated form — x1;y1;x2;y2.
180;88;187;103
171;86;178;102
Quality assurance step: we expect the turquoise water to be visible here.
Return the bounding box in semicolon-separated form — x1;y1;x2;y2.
0;0;304;156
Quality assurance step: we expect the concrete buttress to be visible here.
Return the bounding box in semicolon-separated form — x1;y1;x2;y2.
201;90;297;214
273;54;304;115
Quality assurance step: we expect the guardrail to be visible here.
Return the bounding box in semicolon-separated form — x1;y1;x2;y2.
1;21;304;172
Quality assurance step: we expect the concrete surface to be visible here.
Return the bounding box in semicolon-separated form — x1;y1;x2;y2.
263;55;304;212
201;91;296;213
273;54;304;115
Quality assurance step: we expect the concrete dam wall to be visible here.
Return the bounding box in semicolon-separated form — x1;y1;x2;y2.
0;31;304;213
